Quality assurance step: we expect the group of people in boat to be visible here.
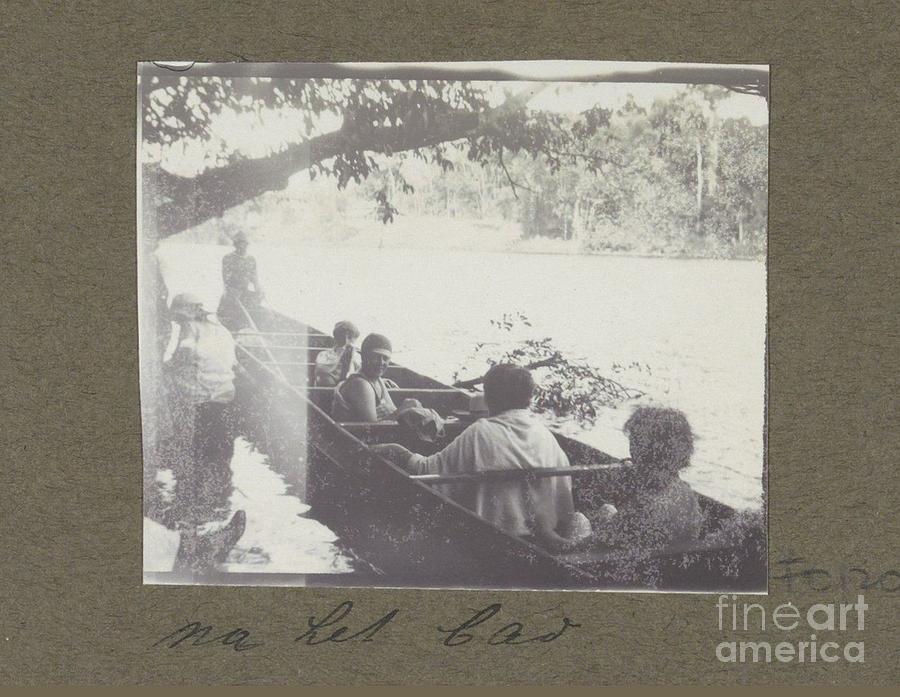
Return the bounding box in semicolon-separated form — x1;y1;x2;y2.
147;231;705;572
314;317;705;556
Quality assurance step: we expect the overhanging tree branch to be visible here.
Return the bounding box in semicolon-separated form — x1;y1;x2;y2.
148;107;481;238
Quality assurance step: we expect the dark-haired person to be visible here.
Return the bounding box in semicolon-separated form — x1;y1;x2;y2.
314;320;361;387
331;333;398;422
590;406;703;550
372;363;588;551
217;231;264;331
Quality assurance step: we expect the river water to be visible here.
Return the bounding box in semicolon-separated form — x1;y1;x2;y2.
157;241;766;512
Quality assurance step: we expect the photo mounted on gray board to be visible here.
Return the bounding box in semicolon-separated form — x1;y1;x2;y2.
137;60;768;592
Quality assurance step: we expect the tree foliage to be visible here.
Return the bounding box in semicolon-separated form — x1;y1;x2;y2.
140;66;766;247
453;314;645;426
142;74;616;238
350;87;767;258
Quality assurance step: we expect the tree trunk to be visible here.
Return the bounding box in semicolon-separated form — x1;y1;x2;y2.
478;167;486;217
707;110;719;197
386;168;396;210
572;201;582;242
695;139;704;236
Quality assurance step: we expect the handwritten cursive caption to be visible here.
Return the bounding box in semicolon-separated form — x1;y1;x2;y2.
772;557;899;593
153;601;579;653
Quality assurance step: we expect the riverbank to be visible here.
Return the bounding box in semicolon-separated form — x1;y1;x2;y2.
175;203;765;262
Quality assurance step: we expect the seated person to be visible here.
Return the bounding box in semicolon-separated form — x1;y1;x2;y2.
590;406;703;551
314;320;361;387
372;364;589;551
331;333;398;422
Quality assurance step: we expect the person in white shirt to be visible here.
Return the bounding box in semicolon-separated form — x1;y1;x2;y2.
163;293;239;523
373;364;589;550
314;320;361;386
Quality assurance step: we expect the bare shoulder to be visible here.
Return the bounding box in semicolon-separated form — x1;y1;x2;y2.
341;375;374;401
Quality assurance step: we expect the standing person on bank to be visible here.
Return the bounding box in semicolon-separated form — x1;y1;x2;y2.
217;231;264;331
314;320;362;387
164;293;240;523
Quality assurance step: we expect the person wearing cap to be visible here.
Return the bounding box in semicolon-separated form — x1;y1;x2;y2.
331;333;397;422
372;364;590;551
314;321;362;387
217;231;264;332
164;293;240;523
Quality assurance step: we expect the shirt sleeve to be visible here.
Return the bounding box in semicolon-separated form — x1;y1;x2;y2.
405;422;482;476
162;321;182;363
535;436;576;530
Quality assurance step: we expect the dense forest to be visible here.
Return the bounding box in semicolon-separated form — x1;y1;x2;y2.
351;87;767;259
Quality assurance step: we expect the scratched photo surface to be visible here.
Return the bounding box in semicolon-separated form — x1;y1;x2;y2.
139;61;768;592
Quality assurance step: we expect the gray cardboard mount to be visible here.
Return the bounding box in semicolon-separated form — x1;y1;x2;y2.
1;0;897;687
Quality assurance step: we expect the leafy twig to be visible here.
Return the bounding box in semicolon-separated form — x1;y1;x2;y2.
453;354;562;389
497;147;534;200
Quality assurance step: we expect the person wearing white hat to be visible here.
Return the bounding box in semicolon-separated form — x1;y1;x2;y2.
331;333;398;422
164;293;239;524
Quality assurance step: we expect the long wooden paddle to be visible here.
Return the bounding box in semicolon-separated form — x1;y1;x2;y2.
409;461;631;484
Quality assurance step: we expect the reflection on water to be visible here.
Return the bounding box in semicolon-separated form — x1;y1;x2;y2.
220;438;355;575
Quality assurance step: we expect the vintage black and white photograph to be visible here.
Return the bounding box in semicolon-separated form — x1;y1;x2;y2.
139;61;768;591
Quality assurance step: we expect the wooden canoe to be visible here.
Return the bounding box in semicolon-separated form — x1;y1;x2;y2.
233;308;766;591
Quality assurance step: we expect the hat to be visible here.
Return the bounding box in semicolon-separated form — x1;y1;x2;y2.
396;399;445;443
170;292;209;315
361;333;392;357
